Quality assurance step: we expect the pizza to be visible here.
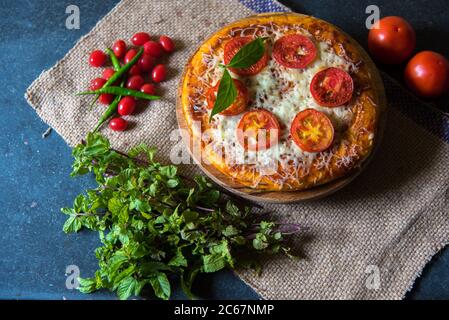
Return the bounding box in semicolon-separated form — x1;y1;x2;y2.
178;12;386;192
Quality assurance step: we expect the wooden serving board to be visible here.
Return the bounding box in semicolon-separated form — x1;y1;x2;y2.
176;13;387;204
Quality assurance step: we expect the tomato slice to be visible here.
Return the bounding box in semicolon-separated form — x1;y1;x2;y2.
310;67;354;107
206;79;249;116
237;109;281;151
224;37;269;76
273;34;317;69
290;109;334;153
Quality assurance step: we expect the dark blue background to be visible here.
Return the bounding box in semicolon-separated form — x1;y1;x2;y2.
0;0;447;300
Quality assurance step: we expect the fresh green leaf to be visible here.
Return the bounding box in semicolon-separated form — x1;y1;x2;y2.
209;69;237;121
150;272;171;300
226;37;267;69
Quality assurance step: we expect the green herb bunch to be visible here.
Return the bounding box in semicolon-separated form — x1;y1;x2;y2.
62;133;299;300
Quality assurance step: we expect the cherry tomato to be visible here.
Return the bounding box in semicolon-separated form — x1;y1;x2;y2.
112;40;126;58
152;64;167;83
137;54;156;72
143;41;163;58
131;32;150;46
109;117;128;131
405;51;449;98
89;50;106;67
206;79;248;116
159;35;175;53
290;109;334;153
140;83;157;95
126;75;145;90
90;77;106;91
103;68;115;80
273;34;317;69
224;37;269;76
310;67;354;107
128;65;142;76
99;93;114;105
117;97;136;116
368;16;416;65
124;48;138;64
237;109;281;151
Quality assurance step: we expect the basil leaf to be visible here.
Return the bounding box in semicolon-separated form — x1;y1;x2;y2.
209;68;237;121
226;37;266;69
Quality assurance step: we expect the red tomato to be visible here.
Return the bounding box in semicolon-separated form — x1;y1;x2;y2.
405;51;449;98
159;35;175;53
103;68;115;80
131;32;150;46
112;40;126;58
273;34;317;69
126;75;145;90
237;109;281;151
128;65;141;76
124;49;138;64
368;16;416;65
152;64;167;83
224;37;269;76
143;41;163;58
140;83;156;95
310;67;354;107
137;54;156;72
109;117;128;131
206;79;248;116
90;77;106;91
117;97;136;116
290;109;334;153
99;93;114;105
89;50;106;67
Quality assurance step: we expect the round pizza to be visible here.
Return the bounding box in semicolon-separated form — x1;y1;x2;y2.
178;12;386;191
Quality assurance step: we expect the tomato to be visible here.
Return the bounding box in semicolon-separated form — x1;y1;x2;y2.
112;40;126;58
224;37;269;76
109;117;128;131
206;79;248;116
117;97;136;116
89;50;106;67
237;109;281;151
124;49;138;64
273;34;317;69
131;32;150;46
159;35;175;53
405;51;449;98
310;67;354;107
137;54;156;72
126;75;145;90
140;83;156;95
128;65;141;76
103;68;115;80
290;109;334;153
99;93;114;105
143;41;163;58
368;16;416;65
90;77;106;91
152;64;167;82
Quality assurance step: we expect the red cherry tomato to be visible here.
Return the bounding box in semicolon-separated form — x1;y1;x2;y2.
109;117;128;131
124;49;138;64
117;97;136;116
89;50;106;67
224;37;269;76
128;65;142;76
237;109;281;151
112;40;126;58
137;54;156;72
90;77;106;91
405;51;449;98
368;16;416;65
159;36;175;53
99;93;114;105
273;34;317;69
290;109;334;153
103;68;115;80
310;67;354;107
140;83;157;95
206;79;248;116
131;32;150;46
152;64;167;83
126;75;145;90
143;41;163;58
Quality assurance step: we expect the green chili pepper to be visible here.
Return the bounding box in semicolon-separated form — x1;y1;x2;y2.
78;86;160;101
92;81;125;132
105;48;121;71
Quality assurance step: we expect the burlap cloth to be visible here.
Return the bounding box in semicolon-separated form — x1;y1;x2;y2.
25;0;449;300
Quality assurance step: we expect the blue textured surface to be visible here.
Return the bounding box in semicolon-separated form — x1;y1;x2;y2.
0;0;447;300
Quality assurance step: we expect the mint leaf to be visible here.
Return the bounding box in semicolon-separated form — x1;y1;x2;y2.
63;215;82;233
116;276;138;300
209;69;237;121
202;254;226;273
226;37;266;69
150;272;171;300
